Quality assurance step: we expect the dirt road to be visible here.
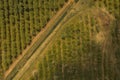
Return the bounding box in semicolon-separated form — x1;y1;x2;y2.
4;0;74;80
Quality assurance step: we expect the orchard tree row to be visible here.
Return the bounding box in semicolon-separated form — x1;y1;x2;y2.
0;0;67;73
29;0;120;79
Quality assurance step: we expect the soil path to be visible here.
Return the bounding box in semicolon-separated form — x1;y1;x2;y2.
4;0;74;80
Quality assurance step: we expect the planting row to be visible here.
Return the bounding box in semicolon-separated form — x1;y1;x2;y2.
0;0;67;74
29;1;120;79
